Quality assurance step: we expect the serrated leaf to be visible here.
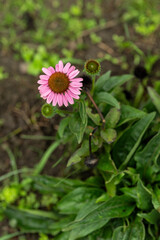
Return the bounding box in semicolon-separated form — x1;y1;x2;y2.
95;71;111;92
112;112;156;169
103;74;133;92
86;107;101;125
118;104;146;126
112;219;145;240
95;92;120;109
101;128;117;144
66;195;135;240
148;87;160;113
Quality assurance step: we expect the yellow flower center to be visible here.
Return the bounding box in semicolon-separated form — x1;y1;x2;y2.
48;72;69;93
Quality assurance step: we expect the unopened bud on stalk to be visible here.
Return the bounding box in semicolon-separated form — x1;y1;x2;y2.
41;103;55;118
84;59;101;76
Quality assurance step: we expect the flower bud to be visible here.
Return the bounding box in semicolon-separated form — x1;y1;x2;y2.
84;59;101;76
84;155;99;168
41;104;55;118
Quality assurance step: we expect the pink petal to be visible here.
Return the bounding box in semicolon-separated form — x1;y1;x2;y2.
37;80;48;85
67;66;76;75
63;62;71;73
41;89;51;97
42;68;52;76
70;77;83;82
70;82;83;87
52;93;58;106
67;90;80;100
55;64;59;72
48;66;55;74
47;92;54;104
65;91;74;105
69;70;79;79
57;94;63;107
69;87;81;95
62;95;68;107
40;75;49;80
58;60;64;72
38;85;50;91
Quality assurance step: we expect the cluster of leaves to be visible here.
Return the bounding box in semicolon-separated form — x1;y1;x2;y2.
122;0;160;36
1;67;160;239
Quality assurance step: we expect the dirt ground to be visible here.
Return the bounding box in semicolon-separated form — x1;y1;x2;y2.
0;0;160;238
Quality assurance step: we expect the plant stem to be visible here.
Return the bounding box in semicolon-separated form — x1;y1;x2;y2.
86;90;105;125
91;75;96;95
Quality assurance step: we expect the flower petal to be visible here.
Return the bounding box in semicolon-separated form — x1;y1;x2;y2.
67;66;76;75
41;89;51;97
55;64;59;72
70;82;83;87
67;90;80;100
63;62;71;73
57;94;63;107
70;77;83;82
37;80;48;85
58;60;64;72
65;91;74;104
40;75;49;80
42;68;52;76
52;93;58;106
69;70;79;79
69;86;81;95
62;94;68;107
48;66;55;74
47;92;54;104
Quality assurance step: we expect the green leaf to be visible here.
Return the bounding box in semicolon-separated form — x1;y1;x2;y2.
58;117;70;138
79;100;87;124
118;104;146;126
101;128;117;144
65;195;135;240
57;187;104;214
86;107;101;125
112;219;145;240
138;209;160;224
152;186;160;212
69;112;87;144
97;152;117;173
136;180;152;210
95;92;120;109
148;87;160;113
103;74;133;92
135;133;160;178
95;71;111;92
105;108;121;128
32;175;83;195
105;172;125;197
112;112;156;169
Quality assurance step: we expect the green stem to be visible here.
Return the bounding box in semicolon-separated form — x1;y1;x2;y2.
91;75;96;95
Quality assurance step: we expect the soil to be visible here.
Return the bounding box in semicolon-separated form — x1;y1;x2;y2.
0;0;160;238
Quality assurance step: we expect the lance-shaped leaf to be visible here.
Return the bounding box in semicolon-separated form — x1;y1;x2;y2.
112;112;156;169
95;71;111;92
105;108;121;128
148;87;160;113
64;195;135;240
95;92;120;109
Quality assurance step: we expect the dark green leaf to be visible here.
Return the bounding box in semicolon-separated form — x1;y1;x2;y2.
58;117;70;138
57;187;104;214
138;209;160;224
69;112;87;144
118;104;146;126
136;180;152;210
103;74;133;92
95;92;120;109
112;219;145;240
65;195;135;240
148;87;160;113
79;100;87;124
86;107;101;125
112;112;156;168
95;71;111;92
97;152;117;173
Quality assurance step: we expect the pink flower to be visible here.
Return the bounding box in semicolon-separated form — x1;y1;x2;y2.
37;61;83;107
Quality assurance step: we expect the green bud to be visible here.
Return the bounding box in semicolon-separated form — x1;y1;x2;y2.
41;104;55;118
101;128;117;144
105;108;121;128
84;59;101;76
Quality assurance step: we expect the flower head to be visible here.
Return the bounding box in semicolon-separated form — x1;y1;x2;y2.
84;59;101;76
38;61;83;107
